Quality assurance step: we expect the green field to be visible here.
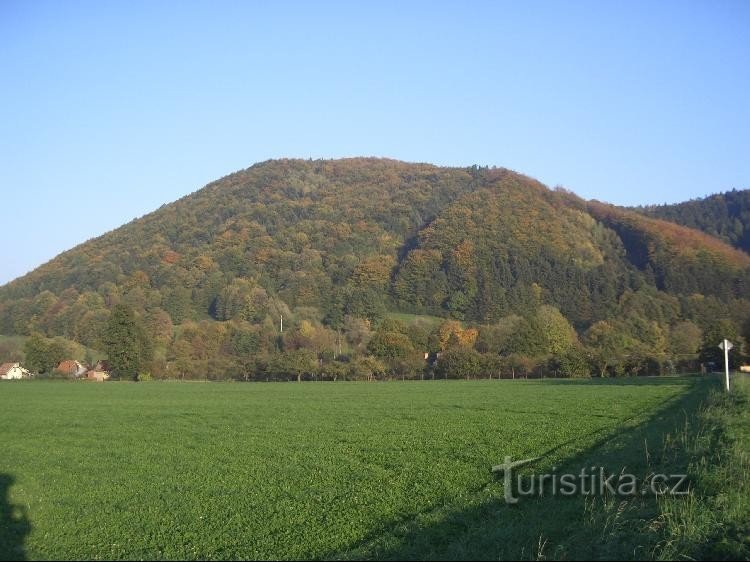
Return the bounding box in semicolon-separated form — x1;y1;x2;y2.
383;312;448;330
0;377;746;560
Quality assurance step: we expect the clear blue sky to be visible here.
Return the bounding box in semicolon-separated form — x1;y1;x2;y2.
1;0;749;285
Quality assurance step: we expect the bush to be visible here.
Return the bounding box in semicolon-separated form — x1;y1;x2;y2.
557;346;591;378
434;348;483;379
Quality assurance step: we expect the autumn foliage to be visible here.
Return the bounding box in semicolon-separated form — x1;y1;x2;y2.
0;158;748;379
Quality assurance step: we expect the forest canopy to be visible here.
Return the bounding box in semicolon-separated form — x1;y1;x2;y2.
1;158;748;380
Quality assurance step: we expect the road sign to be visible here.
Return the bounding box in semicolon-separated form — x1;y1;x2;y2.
718;340;734;351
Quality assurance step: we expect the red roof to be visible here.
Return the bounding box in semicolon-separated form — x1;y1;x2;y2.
57;360;79;374
0;362;18;375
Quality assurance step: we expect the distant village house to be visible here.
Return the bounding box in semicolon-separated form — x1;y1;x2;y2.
86;360;111;382
0;362;31;380
57;360;88;378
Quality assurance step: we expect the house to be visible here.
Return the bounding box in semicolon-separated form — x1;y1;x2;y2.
79;360;112;381
57;360;88;378
85;360;111;382
0;362;31;380
86;368;110;382
94;360;110;372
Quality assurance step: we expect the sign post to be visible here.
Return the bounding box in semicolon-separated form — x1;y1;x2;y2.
718;339;733;391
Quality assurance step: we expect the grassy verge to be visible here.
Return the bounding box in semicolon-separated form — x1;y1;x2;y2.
549;374;749;560
647;375;749;560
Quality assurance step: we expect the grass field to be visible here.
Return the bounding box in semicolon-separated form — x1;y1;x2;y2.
383;312;447;330
0;377;746;560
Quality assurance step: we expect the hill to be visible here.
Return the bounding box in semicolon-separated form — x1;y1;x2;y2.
0;158;748;378
634;189;750;253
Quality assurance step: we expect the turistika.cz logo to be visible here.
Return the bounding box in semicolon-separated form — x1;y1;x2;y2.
491;456;689;504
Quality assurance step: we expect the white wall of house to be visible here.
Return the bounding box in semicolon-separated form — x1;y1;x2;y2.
1;365;29;379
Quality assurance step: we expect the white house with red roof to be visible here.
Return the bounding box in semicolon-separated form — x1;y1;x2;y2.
0;362;31;380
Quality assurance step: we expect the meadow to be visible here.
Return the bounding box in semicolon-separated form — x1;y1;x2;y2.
0;376;746;560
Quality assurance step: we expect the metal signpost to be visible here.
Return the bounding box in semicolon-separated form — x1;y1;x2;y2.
718;339;733;392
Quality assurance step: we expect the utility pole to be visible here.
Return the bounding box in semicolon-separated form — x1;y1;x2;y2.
280;314;283;333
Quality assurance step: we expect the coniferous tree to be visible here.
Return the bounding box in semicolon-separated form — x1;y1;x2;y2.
102;304;149;381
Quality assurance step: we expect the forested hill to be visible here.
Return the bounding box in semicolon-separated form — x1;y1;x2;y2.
634;189;750;254
1;158;749;379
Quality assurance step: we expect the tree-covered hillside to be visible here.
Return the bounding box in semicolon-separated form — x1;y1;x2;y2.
1;158;748;380
635;189;750;253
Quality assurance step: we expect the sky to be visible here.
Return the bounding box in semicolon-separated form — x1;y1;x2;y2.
1;0;749;285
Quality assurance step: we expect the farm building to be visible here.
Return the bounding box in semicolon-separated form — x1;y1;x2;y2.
57;360;88;378
86;369;110;382
0;362;31;380
94;360;110;372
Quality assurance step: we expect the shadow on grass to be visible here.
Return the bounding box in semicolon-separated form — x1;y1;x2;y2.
530;375;706;386
325;377;717;561
0;474;30;561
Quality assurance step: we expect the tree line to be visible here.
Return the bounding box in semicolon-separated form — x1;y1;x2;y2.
16;289;747;381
